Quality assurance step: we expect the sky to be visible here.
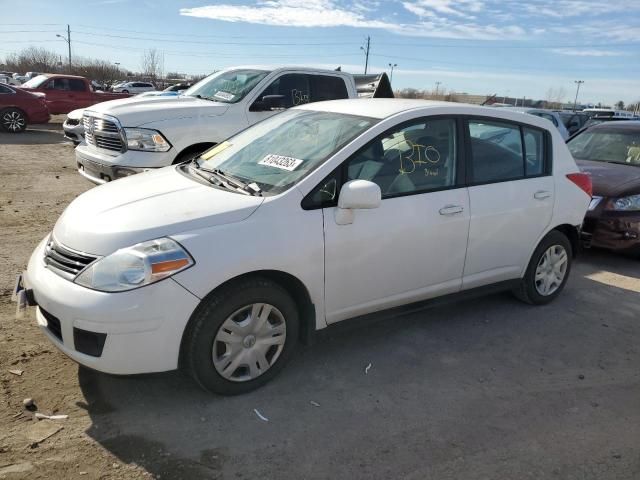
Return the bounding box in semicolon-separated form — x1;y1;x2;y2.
2;0;639;105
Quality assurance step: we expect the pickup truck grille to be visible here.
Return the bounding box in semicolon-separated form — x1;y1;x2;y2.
83;114;125;153
44;238;98;280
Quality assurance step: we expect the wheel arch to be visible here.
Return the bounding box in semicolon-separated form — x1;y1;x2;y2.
172;142;217;164
178;269;316;369
551;223;580;258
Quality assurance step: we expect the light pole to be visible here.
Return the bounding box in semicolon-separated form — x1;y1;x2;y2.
573;80;584;112
56;24;72;72
388;63;397;83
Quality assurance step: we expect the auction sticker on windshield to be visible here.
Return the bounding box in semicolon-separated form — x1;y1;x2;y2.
258;154;304;171
213;91;234;101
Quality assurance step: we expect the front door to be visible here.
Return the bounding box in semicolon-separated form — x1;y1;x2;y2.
462;118;555;288
322;117;470;323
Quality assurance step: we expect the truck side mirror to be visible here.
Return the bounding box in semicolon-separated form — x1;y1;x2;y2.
250;94;286;112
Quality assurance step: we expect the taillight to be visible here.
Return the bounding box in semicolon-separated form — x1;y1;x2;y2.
566;172;592;197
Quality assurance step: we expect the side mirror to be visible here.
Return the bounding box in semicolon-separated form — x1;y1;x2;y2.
335;180;381;225
250;94;286;112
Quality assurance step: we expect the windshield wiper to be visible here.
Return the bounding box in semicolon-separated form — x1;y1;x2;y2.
209;168;262;196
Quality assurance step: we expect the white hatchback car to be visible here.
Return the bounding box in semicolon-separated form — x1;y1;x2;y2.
112;81;155;94
20;99;591;394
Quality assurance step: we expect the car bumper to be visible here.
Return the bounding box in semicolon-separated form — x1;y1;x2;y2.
29;110;51;124
75;144;173;184
63;122;84;143
582;208;640;253
25;236;201;374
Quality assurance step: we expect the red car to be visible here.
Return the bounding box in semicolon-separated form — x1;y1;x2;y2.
0;83;50;133
19;74;130;114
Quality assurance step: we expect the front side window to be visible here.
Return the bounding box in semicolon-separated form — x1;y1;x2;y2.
47;78;70;91
346;118;457;197
195;109;377;195
184;69;269;104
568;129;640;165
258;74;311;108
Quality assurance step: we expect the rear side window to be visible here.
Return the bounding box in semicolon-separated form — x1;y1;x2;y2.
310;75;348;102
468;119;548;184
68;79;85;91
260;74;310;108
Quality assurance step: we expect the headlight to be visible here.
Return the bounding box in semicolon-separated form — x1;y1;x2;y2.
123;128;171;152
610;194;640;211
75;238;193;292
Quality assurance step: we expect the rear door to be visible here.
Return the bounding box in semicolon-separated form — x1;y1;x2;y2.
67;78;92;109
462;118;554;289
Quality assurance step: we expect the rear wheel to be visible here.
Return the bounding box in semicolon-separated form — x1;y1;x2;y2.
183;277;299;395
1;108;27;133
513;230;572;305
122;89;129;94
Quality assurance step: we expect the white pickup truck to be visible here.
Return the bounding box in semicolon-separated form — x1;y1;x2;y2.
76;66;384;184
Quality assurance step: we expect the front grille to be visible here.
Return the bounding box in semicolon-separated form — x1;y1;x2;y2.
83;114;125;152
44;238;97;280
65;118;80;126
40;308;62;341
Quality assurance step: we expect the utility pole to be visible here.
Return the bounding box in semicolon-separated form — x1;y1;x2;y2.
360;36;370;74
573;80;584;112
435;81;442;97
56;24;72;72
388;63;397;83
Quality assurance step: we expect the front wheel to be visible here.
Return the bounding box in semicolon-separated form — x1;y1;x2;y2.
513;230;572;305
122;90;129;94
183;277;299;395
1;108;27;133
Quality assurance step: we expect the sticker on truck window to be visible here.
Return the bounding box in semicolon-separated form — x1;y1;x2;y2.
200;141;232;161
213;91;234;101
258;154;303;171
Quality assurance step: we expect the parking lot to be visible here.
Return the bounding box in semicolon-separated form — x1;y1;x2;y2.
1;121;639;479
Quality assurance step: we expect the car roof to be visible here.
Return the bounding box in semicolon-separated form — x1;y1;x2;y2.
294;98;557;128
588;120;640;131
42;74;86;80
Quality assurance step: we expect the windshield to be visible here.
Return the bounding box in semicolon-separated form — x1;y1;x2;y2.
21;75;49;88
194;109;377;194
568;129;640;165
183;69;269;103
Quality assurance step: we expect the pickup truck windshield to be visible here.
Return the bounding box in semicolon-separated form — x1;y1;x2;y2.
184;69;269;103
195;109;377;194
21;75;49;88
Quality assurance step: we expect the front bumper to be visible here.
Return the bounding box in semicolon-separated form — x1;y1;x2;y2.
75;144;173;184
63;121;84;144
25;237;201;374
582;200;640;253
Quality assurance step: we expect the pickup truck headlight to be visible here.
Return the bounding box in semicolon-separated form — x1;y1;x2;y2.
610;194;640;211
124;128;171;152
75;238;193;292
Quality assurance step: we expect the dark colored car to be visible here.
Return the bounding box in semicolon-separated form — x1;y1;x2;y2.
0;83;50;133
557;111;589;136
567;121;640;256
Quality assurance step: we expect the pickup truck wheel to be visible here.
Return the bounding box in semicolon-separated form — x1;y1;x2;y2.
183;277;299;395
1;108;27;133
122;90;129;94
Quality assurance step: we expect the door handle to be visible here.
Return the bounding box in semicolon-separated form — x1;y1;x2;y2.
439;205;464;215
534;190;552;200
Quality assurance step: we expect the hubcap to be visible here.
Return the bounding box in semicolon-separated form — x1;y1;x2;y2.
534;245;568;296
212;303;286;382
2;111;25;132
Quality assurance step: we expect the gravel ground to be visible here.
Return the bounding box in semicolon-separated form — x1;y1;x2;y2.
0;120;639;479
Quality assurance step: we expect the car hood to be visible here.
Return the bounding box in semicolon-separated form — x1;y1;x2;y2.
576;159;640;197
53;167;263;255
84;95;230;127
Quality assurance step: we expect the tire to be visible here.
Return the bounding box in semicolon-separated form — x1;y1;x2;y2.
122;90;129;93
513;230;572;305
183;277;300;395
0;108;27;133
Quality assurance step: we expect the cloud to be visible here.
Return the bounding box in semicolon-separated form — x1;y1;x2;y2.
550;48;631;57
180;0;395;29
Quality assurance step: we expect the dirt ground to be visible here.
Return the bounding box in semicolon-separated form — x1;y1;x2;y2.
1;119;639;480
